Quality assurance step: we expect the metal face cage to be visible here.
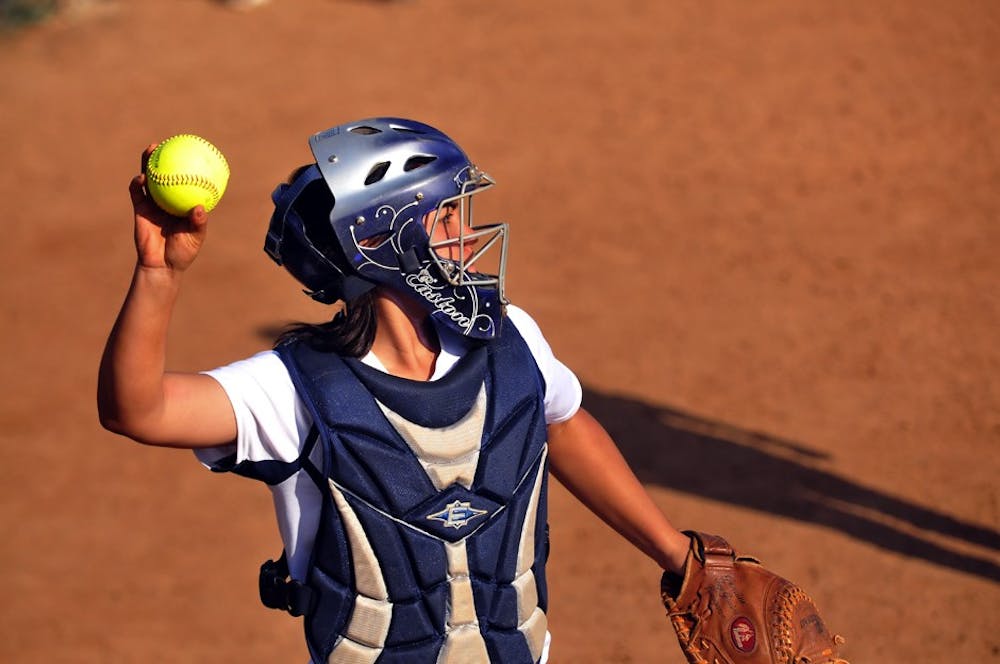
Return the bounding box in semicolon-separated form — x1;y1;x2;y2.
425;169;509;306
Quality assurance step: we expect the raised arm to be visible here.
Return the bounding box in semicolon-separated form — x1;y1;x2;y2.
547;407;691;574
97;145;236;448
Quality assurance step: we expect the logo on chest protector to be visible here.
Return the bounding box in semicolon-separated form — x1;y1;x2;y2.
427;500;488;529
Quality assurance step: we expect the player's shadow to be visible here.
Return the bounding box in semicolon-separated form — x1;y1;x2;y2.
582;386;1000;583
249;325;998;581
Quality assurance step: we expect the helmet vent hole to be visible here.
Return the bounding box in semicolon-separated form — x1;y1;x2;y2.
350;126;382;135
364;161;391;185
404;155;437;172
390;125;424;134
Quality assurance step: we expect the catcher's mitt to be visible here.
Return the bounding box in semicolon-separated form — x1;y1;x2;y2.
661;532;847;664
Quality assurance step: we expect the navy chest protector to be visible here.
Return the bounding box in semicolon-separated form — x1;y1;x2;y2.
261;325;550;664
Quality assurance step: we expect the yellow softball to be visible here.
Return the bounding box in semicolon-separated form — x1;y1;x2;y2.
146;134;230;217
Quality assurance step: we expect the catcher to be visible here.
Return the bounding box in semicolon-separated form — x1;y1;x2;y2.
98;117;846;663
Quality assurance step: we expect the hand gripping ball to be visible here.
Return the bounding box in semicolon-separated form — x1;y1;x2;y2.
145;134;230;217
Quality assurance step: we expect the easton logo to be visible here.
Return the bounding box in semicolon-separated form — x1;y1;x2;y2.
405;269;474;329
730;617;757;653
426;500;488;529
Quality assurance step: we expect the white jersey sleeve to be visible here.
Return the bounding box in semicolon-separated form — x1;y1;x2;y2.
505;304;582;424
193;350;312;469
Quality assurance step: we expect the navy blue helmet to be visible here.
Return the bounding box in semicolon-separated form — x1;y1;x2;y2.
265;118;508;340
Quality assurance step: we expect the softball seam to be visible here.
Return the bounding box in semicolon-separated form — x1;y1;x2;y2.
146;171;222;205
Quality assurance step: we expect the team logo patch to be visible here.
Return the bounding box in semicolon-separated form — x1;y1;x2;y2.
730;617;757;653
426;500;488;529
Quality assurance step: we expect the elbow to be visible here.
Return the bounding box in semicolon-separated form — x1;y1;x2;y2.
97;396;122;434
97;386;146;442
96;401;154;445
97;392;128;437
98;409;136;440
98;415;164;447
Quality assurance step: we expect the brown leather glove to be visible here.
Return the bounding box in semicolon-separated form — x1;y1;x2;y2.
661;532;848;664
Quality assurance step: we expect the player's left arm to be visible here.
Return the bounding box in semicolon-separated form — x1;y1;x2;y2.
547;407;690;574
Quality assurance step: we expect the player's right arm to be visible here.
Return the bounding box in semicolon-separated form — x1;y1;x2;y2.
97;145;237;448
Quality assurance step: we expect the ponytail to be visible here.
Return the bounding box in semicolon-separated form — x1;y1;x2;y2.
274;291;377;357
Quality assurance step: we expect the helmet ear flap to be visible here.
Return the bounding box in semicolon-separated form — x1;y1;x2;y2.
277;209;346;303
265;167;319;265
265;164;374;303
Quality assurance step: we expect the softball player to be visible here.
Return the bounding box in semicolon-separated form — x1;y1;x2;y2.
98;117;692;663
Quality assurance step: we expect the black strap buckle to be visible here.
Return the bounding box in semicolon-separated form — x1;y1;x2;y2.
259;553;316;618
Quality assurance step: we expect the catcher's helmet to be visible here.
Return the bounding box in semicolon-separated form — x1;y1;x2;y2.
265;118;508;340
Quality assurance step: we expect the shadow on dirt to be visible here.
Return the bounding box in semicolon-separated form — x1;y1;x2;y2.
581;386;1000;583
251;324;998;581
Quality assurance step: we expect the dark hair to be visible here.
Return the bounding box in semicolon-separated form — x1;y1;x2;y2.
275;291;378;357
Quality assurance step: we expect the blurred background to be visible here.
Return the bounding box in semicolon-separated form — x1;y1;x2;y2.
1;1;997;661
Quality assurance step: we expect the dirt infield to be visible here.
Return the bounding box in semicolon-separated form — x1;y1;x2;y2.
1;1;997;661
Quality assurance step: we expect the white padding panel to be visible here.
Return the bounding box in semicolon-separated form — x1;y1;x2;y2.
422;452;481;491
378;387;486;462
445;540;470;576
515;447;548;575
519;607;548;663
326;637;382;664
437;624;490;664
345;595;393;648
328;480;389;600
448;576;478;627
512;570;539;624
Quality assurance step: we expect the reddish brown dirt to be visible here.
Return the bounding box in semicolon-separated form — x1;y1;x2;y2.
1;1;998;662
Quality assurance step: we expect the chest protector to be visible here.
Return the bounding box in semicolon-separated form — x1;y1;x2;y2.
275;325;550;664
